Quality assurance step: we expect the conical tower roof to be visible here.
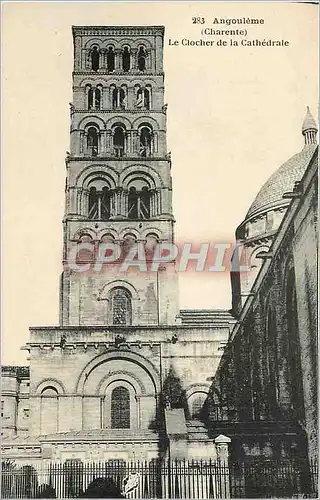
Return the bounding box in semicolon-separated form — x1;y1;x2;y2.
302;106;317;133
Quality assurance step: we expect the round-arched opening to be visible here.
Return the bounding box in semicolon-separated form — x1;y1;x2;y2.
122;46;130;72
138;47;146;71
106;46;115;72
113;126;125;157
111;386;130;429
87;126;99;156
91;46;99;71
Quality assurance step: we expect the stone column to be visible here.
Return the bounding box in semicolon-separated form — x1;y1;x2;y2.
128;86;135;108
126;131;131;155
82;189;89;217
100;49;106;70
74;36;82;69
156;188;162;215
153;132;158;154
122;189;129;217
115;49;122;70
82;49;89;70
100;130;106;154
106;130;112;154
132;130;139;156
146;49;152;70
155;35;163;72
215;434;231;498
82;131;88;155
110;188;121;217
104;86;109;109
76;188;83;214
131;48;138;70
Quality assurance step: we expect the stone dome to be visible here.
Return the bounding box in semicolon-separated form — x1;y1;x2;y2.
246;143;317;219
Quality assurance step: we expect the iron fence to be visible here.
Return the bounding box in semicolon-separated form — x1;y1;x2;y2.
1;458;318;499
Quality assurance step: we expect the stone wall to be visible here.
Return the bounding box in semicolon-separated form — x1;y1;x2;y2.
208;149;318;463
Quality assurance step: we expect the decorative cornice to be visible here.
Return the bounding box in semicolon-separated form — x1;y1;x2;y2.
67;155;170;162
72;109;165;114
73;71;164;77
72;26;164;37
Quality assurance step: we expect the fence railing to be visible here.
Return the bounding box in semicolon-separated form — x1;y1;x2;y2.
1;458;318;499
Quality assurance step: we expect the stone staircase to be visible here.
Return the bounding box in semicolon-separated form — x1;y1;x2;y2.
186;419;212;442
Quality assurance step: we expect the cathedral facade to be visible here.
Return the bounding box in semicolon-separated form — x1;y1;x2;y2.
2;26;234;464
1;25;318;485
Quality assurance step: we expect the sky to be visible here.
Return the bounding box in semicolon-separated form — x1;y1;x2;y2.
2;1;318;365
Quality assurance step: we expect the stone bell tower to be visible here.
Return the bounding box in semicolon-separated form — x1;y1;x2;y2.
60;26;179;327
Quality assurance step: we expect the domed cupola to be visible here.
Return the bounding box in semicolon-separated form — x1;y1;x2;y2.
231;108;318;314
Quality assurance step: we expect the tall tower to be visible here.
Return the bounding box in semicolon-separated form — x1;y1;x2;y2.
61;26;179;327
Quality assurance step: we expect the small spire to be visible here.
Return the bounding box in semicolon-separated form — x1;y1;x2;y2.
302;107;318;146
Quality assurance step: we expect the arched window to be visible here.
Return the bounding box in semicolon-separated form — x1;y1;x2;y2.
139;126;152;157
109;287;132;325
41;387;58;435
128;183;151;220
113;126;125;157
136;88;150;109
286;268;304;419
145;233;159;260
88;87;101;110
112;88;126;109
190;393;207;419
111;386;130;429
138;47;147;71
122;234;137;259
106;47;115;72
91;46;99;71
87;127;99;156
88;180;111;220
41;386;58;396
265;309;279;412
77;234;94;263
122;47;130;72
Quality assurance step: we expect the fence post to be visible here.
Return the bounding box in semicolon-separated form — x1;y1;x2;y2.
214;434;231;499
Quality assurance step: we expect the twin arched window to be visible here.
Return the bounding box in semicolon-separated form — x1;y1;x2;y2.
88;184;111;220
136;88;150;110
86;176;153;220
128;186;151;219
88;87;101;110
111;386;130;428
